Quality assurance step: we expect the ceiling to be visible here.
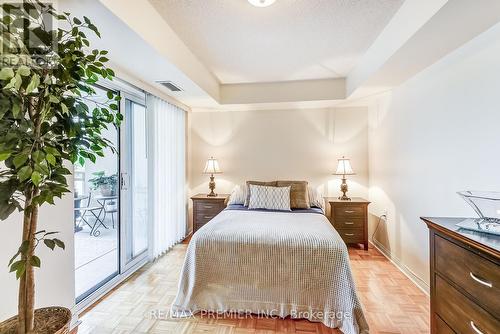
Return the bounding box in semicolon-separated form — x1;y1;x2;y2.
149;0;404;84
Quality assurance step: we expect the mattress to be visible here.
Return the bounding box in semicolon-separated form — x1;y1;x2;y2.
171;207;369;334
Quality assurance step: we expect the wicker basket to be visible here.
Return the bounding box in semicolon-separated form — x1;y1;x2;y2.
0;307;71;334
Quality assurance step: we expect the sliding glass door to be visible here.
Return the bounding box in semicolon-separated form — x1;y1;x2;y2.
74;85;120;303
121;95;149;269
74;82;149;306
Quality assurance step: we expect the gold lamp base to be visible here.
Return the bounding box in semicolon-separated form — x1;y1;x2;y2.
338;176;351;201
207;174;217;197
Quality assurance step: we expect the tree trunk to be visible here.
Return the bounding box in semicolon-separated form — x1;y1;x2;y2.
25;190;39;334
17;191;33;334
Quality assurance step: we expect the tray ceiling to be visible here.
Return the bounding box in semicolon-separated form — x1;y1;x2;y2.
149;0;404;84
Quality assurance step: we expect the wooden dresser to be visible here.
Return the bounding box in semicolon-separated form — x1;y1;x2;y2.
327;197;370;250
191;194;229;233
421;217;500;334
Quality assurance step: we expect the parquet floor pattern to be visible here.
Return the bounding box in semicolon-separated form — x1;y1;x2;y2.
77;243;429;334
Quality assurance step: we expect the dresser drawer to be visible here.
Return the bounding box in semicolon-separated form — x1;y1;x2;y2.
435;235;500;318
333;204;365;218
435;275;500;334
435;315;454;334
337;228;364;243
334;216;365;229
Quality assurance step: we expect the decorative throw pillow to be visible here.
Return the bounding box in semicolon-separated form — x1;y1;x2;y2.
248;185;291;211
308;186;324;209
276;180;310;209
227;184;247;205
244;180;278;206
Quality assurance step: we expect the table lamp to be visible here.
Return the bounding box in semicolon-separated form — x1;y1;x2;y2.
203;157;222;197
334;156;355;201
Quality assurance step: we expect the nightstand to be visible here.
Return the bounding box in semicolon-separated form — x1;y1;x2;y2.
326;197;370;250
191;194;229;233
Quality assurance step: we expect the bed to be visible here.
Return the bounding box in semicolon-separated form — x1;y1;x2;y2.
171;204;369;334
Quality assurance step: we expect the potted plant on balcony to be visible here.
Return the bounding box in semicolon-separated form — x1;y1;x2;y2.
89;172;118;196
0;1;121;333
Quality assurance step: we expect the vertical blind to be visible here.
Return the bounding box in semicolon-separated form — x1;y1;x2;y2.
147;94;186;259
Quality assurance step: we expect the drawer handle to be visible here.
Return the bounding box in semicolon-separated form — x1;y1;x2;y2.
470;321;485;334
345;233;355;236
203;216;214;219
469;272;493;288
344;210;355;213
345;222;354;225
204;205;214;209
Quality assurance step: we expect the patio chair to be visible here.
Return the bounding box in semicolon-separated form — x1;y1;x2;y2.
74;193;107;237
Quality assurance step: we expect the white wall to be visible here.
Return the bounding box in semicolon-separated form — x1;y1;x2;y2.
367;22;500;292
188;107;369;230
0;176;75;321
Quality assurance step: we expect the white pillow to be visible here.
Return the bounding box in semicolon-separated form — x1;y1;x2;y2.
248;185;291;211
227;184;247;205
308;186;324;209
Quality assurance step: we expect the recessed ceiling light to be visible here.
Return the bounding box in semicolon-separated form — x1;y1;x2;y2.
248;0;276;8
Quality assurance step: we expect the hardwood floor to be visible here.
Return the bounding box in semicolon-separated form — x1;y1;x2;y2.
77;243;430;334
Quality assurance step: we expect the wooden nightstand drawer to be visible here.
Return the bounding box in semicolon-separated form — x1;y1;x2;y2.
195;201;224;215
334;216;365;229
337;228;364;243
334;205;365;218
327;198;370;250
196;212;217;224
191;194;229;233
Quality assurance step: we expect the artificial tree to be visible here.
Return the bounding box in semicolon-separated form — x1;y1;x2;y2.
0;1;121;333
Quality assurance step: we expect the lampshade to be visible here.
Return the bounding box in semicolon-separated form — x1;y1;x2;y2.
203;157;222;174
248;0;276;7
334;156;355;175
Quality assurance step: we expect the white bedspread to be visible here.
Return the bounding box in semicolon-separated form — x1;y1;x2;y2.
171;209;369;334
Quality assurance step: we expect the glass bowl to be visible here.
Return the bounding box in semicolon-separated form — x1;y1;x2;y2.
457;191;500;221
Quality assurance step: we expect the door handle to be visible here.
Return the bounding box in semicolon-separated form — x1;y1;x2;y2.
120;173;129;190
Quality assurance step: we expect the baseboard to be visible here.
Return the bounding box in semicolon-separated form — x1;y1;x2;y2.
370;238;430;296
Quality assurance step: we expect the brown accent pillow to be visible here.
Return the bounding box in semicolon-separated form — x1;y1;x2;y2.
244;180;278;206
276;181;310;209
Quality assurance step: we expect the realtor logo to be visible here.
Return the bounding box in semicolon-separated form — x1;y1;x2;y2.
0;1;58;68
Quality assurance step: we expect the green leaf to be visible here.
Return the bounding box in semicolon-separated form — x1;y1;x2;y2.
25;74;40;94
0;68;14;80
10;260;26;279
13;153;29;169
30;255;41;268
0;152;11;161
17;65;30;76
49;95;60;103
73;17;82;25
106;90;113;99
43;239;55;250
53;238;65;250
19;240;29;255
10;260;24;272
32;151;45;163
46;153;56;166
18;166;33;182
16;264;26;279
31;171;42;186
0;204;16;221
12;103;21;118
61;103;69;114
44;147;60;156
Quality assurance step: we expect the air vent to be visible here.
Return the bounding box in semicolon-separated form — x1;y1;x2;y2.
156;81;183;92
